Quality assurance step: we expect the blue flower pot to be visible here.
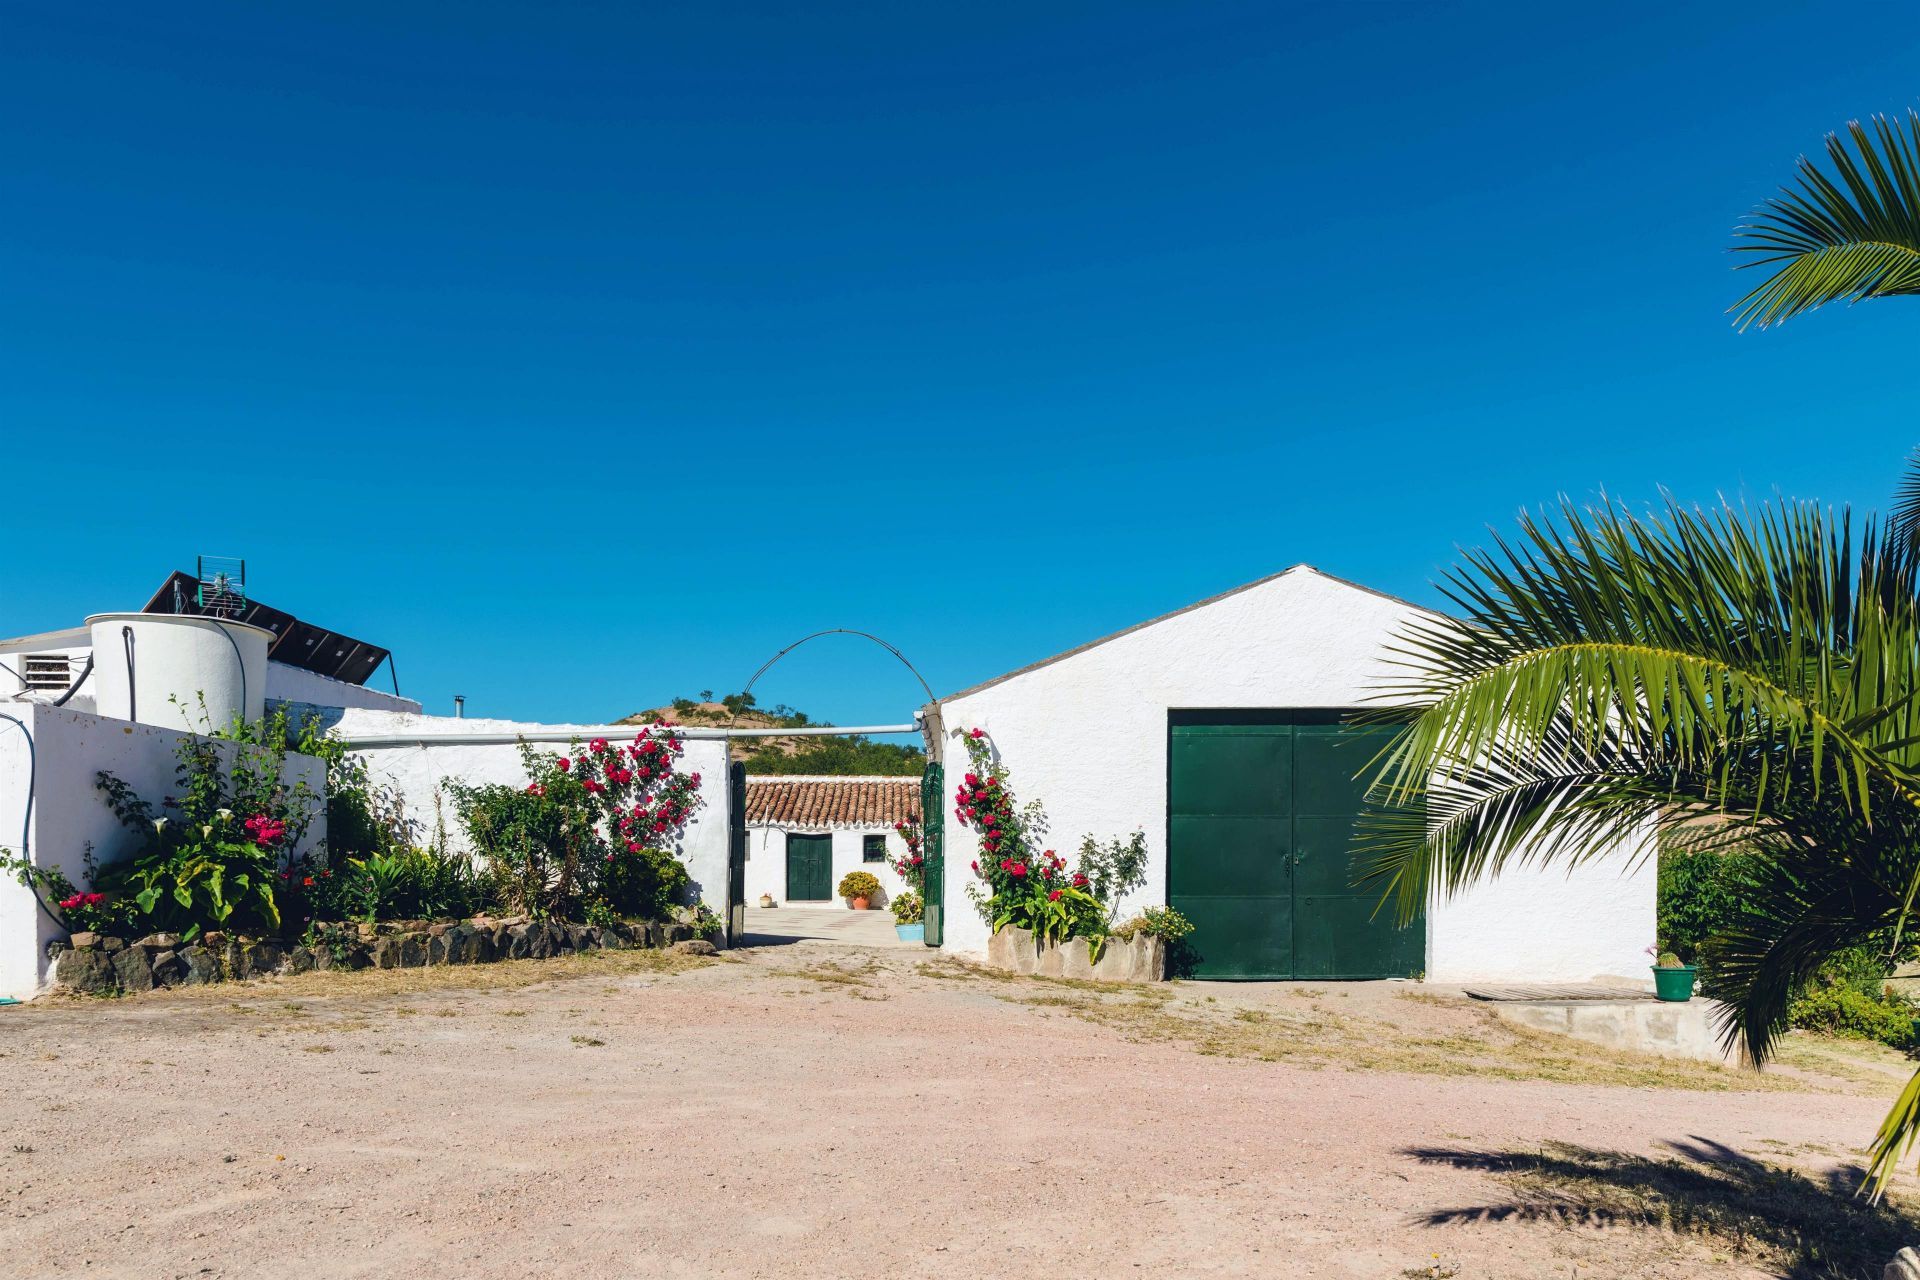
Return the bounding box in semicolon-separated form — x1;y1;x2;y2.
895;923;925;943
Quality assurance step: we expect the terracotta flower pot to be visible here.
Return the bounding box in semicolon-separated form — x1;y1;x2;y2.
849;896;871;911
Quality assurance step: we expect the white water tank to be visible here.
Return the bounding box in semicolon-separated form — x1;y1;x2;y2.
86;614;271;734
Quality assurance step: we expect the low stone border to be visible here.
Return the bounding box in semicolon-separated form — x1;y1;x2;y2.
46;913;720;997
984;925;1164;982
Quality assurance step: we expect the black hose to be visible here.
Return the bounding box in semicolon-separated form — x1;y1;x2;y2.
211;622;248;722
120;626;136;722
50;653;92;707
0;712;67;932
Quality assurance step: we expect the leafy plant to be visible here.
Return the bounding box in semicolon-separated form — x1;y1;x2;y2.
446;726;701;920
890;890;923;925
837;870;881;901
1657;842;1760;966
1075;830;1148;927
1110;905;1195;942
88;707;323;939
1655;952;1685;970
890;819;926;893
1348;479;1920;1196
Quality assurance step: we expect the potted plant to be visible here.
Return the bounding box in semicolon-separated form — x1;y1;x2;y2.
891;890;924;943
1652;951;1696;1002
838;870;881;911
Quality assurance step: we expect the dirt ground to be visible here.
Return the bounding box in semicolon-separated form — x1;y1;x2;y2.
1;942;1916;1280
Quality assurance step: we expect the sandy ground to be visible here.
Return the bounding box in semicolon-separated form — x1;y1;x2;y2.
0;941;1912;1280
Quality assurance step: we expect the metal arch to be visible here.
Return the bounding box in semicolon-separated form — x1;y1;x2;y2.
729;629;935;728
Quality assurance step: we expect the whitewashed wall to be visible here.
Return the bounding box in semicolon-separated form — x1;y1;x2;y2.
743;824;911;907
0;703;325;1001
934;566;1655;983
330;708;732;923
0;643;419;718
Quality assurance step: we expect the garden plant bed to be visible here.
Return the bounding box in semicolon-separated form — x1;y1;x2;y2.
45;912;718;997
983;924;1165;982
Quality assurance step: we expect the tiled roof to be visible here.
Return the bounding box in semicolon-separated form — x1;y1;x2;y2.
744;776;921;830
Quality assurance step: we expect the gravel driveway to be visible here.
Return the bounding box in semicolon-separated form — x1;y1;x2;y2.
0;942;1909;1279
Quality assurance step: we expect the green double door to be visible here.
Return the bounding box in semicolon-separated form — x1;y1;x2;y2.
785;834;833;901
1168;713;1423;980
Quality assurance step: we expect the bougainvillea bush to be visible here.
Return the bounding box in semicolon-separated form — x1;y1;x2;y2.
890;818;926;893
954;728;1105;945
446;724;703;921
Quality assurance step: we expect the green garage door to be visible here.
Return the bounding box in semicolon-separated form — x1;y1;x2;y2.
785;833;833;901
1169;713;1423;980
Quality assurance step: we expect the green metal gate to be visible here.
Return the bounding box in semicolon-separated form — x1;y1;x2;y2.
727;761;747;944
920;763;944;947
785;833;833;902
1168;712;1421;980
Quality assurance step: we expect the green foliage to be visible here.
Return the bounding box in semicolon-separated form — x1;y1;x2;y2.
1076;830;1148;926
90;707;323;939
1111;905;1196;942
1731;110;1920;330
890;889;923;925
1656;952;1684;969
1657;844;1760;965
837;869;881;900
445;730;701;921
1787;950;1920;1050
1348;477;1920;1193
742;735;924;776
334;848;482;922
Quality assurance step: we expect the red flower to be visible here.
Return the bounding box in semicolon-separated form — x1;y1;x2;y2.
584;779;604;793
1072;872;1089;888
1009;862;1027;877
970;861;979;872
970;728;985;739
690;772;702;786
526;782;545;796
302;876;315;888
557;758;571;772
1048;889;1062;901
589;737;608;753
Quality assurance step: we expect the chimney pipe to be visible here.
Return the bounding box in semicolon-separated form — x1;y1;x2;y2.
453;695;465;718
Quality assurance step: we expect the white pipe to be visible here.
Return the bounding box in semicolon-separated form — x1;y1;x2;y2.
337;723;919;748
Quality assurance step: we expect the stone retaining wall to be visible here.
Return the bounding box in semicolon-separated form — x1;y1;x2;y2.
46;913;719;997
983;926;1165;982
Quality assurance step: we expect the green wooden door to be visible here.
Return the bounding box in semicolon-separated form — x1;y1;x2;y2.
785;833;833;901
1169;713;1422;980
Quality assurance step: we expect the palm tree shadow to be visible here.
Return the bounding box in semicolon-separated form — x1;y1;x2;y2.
1403;1139;1919;1278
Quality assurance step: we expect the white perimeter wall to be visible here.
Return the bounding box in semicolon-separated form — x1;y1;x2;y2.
934;567;1654;983
0;703;325;1001
743;824;912;907
330;708;732;923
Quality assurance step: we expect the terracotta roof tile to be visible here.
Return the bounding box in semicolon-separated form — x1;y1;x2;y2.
744;776;921;830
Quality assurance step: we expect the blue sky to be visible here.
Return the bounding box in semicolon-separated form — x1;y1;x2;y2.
5;2;1919;727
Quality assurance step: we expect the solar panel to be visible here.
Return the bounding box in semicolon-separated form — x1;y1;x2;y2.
141;571;392;688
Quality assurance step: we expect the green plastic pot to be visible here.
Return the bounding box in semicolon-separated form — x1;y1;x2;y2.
1652;964;1697;1002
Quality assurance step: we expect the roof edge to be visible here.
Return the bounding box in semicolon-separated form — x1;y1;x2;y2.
936;564;1447;705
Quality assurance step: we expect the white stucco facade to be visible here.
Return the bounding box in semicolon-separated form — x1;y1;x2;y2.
743;823;912;907
330;708;733;923
930;565;1655;983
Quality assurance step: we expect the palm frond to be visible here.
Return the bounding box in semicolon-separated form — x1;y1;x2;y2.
1731;111;1920;329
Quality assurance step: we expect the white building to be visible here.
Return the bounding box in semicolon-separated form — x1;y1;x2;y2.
742;776;919;907
926;565;1654;984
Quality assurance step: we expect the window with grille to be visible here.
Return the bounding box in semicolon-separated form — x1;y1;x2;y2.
862;834;886;863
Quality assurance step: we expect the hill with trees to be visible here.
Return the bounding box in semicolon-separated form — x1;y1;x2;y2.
616;692;925;776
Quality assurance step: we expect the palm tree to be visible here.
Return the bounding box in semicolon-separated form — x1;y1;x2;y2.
1731;110;1920;329
1357;491;1920;1195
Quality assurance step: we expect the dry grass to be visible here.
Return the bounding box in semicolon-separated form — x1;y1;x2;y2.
999;980;1811;1092
24;947;715;1011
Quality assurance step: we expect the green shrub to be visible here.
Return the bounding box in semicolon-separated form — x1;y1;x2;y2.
1784;946;1920;1051
1657;844;1760;964
837;870;881;901
890;890;923;925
